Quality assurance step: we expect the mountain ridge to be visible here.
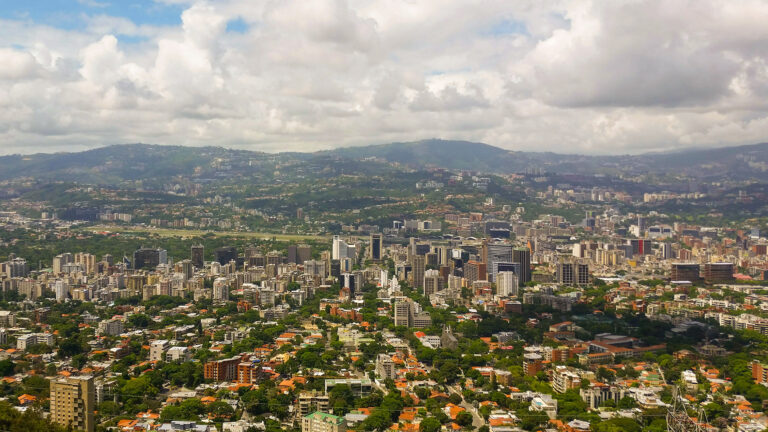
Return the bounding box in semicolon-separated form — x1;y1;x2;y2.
2;139;768;183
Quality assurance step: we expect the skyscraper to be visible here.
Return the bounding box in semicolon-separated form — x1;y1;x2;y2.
297;244;312;263
485;242;514;282
412;255;425;290
133;248;167;270
288;245;298;264
369;234;382;262
464;260;487;285
214;246;237;266
191;244;204;269
512;248;531;285
496;271;519;297
50;375;95;432
423;269;443;296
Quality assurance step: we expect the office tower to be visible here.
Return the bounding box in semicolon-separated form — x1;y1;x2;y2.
191;244;204;268
296;208;304;220
412;255;425;290
497;271;519;297
628;239;651;255
340;273;359;296
464;260;487;285
369;234;382;262
297;244;312;263
102;254;114;266
132;248;168;270
485;242;513;282
266;251;283;266
557;260;575;285
671;263;700;282
661;243;673;260
637;216;647;232
248;253;266;267
179;259;194;280
288;245;298;264
576;262;590;285
415;244;431;256
423;269;443;296
512;248;531;285
330;260;341;278
50;375;95;432
332;236;354;260
393;299;429;327
702;263;734;283
214;247;237;266
394;299;413;327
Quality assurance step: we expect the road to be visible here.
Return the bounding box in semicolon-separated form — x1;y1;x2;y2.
448;384;486;428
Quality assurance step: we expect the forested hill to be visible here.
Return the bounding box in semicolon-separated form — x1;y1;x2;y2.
2;140;768;184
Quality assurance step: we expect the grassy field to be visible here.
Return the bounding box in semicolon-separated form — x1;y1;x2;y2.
81;225;331;242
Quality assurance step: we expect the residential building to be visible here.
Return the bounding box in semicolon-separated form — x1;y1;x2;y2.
50;375;95;432
301;412;346;432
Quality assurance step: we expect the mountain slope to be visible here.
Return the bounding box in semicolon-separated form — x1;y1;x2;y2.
2;140;768;184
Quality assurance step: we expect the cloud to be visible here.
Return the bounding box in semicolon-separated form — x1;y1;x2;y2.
1;0;768;155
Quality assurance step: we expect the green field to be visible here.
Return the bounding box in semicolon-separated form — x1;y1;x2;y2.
81;225;331;242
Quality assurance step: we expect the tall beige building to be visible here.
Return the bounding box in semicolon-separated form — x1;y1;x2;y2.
50;375;94;432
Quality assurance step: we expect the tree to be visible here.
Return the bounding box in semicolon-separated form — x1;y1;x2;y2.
592;418;642;432
455;411;473;427
207;401;235;421
0;359;14;376
419;417;441;432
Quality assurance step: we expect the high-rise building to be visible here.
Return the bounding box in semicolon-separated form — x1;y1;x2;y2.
628;239;652;256
661;243;673;260
557;260;575;285
423;269;443;296
332;236;355;260
497;271;519;297
637;216;647;232
557;258;589;285
190;244;204;268
213;278;229;301
513;248;531;285
297;244;312;263
178;259;194;280
2;257;28;278
702;263;734;283
288;245;298;264
412;255;425;290
53;253;74;274
483;241;514;282
394;299;414;327
464;260;487;285
671;263;700;282
214;247;237;266
369;234;382;262
132;248;167;270
50;375;95;432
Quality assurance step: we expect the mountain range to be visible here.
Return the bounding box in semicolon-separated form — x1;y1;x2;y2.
2;139;768;184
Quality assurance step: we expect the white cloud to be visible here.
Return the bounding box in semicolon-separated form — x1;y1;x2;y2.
1;0;768;155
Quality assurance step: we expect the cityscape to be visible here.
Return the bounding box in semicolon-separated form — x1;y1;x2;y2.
3;2;768;432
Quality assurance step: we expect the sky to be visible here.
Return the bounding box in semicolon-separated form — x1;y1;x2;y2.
1;0;768;155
